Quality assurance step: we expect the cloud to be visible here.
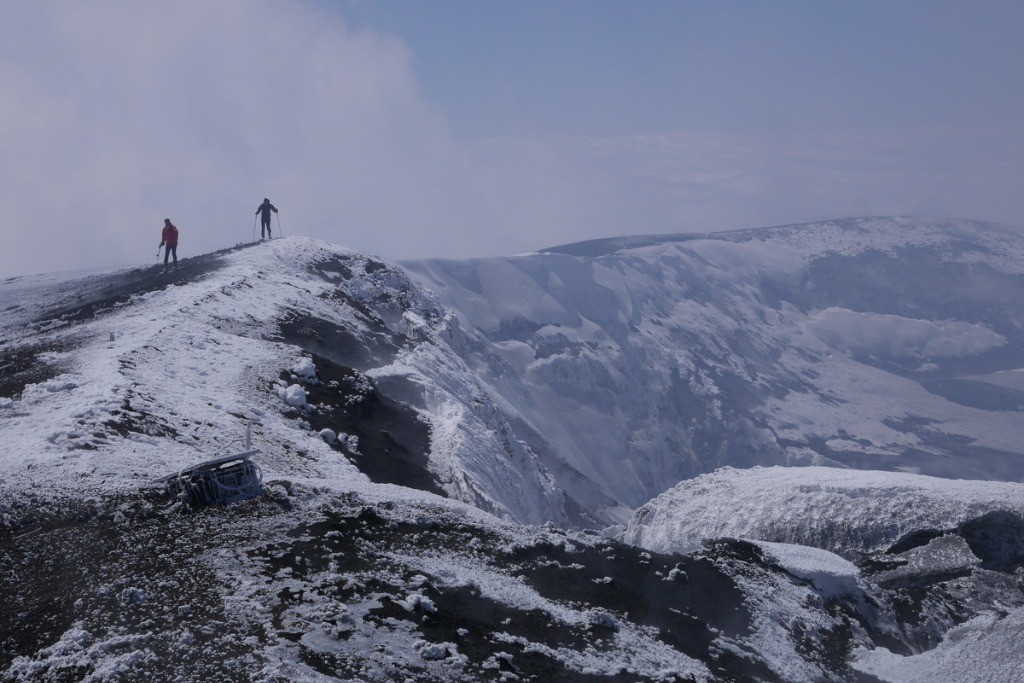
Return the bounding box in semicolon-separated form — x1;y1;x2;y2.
1;1;1022;278
0;0;470;275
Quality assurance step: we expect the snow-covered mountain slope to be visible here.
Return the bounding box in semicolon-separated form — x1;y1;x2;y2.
0;238;566;526
403;217;1024;521
4;225;1024;681
18;216;1010;533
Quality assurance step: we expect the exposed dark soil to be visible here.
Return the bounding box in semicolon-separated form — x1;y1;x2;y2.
3;490;756;682
0;492;271;682
35;242;257;329
246;502;780;682
277;313;398;374
280;352;443;497
0;341;65;400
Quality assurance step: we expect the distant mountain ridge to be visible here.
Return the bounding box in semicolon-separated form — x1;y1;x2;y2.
541;216;1024;265
405;216;1024;522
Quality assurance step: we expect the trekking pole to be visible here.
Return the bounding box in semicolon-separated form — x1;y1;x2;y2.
276;213;284;238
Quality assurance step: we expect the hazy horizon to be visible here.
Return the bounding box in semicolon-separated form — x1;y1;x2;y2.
2;1;1023;277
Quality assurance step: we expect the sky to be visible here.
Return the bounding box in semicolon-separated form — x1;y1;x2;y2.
1;0;1023;277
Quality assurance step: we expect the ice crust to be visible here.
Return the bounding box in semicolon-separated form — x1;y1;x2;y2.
622;466;1024;554
853;608;1024;682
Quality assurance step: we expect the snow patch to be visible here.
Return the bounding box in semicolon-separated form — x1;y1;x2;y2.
752;540;862;599
806;308;1005;359
872;535;981;584
291;357;317;379
282;384;307;408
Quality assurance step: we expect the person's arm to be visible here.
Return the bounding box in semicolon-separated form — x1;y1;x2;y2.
272;205;278;213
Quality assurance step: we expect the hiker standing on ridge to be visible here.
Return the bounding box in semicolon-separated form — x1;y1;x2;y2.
159;219;179;272
256;198;278;240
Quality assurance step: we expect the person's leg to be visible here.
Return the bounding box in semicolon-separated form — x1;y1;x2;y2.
171;245;177;268
264;218;272;239
164;246;170;265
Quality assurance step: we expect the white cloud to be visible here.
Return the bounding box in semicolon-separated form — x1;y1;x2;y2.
0;0;470;275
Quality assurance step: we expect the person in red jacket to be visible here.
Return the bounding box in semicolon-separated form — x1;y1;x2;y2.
160;219;179;271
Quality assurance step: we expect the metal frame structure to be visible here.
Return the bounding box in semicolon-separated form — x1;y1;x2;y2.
157;423;263;507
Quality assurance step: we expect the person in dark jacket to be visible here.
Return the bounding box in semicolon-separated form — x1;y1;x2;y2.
160;219;179;271
255;198;278;240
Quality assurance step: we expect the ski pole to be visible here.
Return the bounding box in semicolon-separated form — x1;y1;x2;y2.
252;215;258;242
276;212;284;238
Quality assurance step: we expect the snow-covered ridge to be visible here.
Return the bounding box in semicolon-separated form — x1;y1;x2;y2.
543;216;1024;273
621;466;1024;554
5;217;1024;531
0;237;566;525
